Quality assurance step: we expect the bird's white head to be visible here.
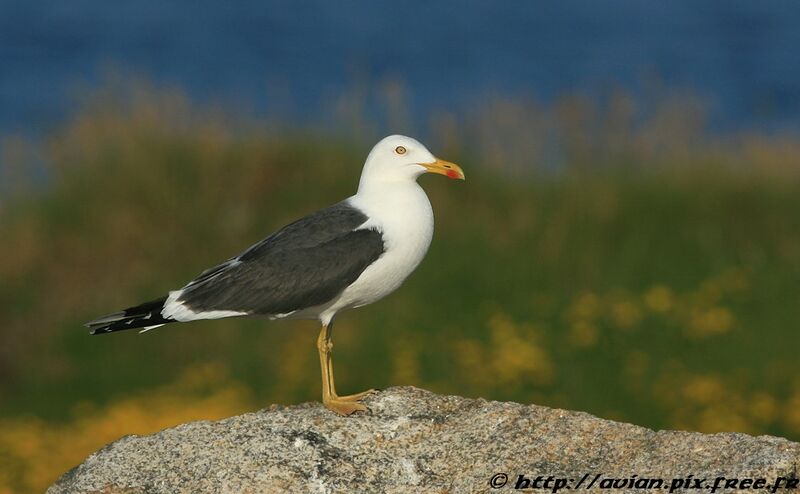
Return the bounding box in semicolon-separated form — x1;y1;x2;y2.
358;135;465;192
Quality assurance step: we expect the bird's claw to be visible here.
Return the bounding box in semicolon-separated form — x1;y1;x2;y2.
337;388;378;402
323;389;377;415
324;398;369;416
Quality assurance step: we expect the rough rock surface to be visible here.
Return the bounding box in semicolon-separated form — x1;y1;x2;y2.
50;386;799;493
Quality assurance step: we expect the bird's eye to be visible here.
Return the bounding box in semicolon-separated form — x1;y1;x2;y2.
395;146;407;155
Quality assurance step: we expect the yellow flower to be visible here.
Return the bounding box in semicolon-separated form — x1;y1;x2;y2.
391;339;420;385
682;375;725;405
568;320;598;348
644;285;674;313
748;393;778;424
489;314;553;386
610;299;642;329
568;292;600;321
687;307;734;337
784;390;800;433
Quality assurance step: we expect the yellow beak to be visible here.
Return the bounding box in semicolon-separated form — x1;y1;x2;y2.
420;158;465;180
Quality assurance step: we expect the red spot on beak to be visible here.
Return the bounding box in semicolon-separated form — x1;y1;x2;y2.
446;169;461;179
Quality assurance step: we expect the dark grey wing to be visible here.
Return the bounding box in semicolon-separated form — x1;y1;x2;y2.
176;201;385;315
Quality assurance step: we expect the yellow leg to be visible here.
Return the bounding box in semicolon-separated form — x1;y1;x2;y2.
316;322;376;416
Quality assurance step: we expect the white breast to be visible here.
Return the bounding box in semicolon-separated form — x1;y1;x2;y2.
317;182;434;324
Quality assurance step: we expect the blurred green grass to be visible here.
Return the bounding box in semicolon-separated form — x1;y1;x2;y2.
1;82;800;492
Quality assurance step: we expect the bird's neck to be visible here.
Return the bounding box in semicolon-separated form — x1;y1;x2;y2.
352;179;432;226
356;176;422;197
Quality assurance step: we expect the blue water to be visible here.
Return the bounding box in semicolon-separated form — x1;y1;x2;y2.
1;0;799;136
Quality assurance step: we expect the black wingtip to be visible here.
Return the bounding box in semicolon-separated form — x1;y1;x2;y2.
85;311;126;328
85;296;172;335
88;325;111;335
86;317;116;335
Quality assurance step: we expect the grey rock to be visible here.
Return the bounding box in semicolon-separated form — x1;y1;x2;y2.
49;386;800;493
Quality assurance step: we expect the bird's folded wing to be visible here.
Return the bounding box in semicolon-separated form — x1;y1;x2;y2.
176;201;385;316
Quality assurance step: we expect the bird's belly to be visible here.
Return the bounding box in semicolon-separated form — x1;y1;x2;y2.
338;250;421;308
323;226;432;320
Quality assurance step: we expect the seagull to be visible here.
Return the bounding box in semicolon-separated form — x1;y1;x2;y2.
86;135;465;415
